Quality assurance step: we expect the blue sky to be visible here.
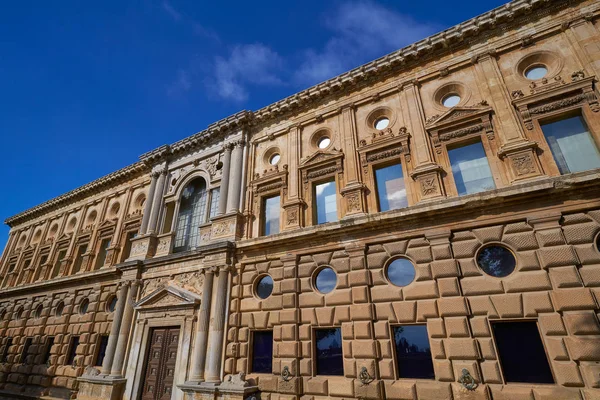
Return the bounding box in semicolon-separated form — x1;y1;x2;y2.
0;0;507;250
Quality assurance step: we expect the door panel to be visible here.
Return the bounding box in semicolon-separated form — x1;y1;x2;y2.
140;327;180;400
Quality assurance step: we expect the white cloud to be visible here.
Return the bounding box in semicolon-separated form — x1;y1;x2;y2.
162;1;182;21
209;43;285;102
293;1;439;87
166;69;192;97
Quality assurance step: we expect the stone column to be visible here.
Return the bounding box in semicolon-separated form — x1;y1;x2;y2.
339;105;367;216
101;282;129;375
204;267;230;383
218;144;233;216
147;169;167;234
110;280;140;377
140;173;158;235
188;269;215;383
226;141;244;214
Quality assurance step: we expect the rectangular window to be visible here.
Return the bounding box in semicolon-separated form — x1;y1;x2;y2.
448;141;495;196
71;244;88;274
1;337;12;363
121;232;137;261
251;331;273;373
315;328;343;376
262;195;280;236
21;337;32;364
32;255;49;282
492;321;554;383
393;325;434;379
314;180;337;224
51;250;67;279
94;238;111;270
66;336;80;365
94;335;109;367
541;115;600;174
42;337;54;365
209;188;220;219
375;163;408;212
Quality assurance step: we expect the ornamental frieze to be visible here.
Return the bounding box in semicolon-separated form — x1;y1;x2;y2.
141;271;204;298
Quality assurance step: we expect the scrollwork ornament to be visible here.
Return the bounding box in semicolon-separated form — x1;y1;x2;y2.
281;365;292;382
458;368;478;391
358;366;374;386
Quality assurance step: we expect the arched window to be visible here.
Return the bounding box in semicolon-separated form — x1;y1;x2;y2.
174;178;209;252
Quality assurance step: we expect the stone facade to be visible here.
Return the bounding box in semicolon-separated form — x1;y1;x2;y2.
1;0;600;399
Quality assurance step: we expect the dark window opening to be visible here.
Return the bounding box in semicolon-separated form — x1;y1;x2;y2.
94;335;109;367
42;337;54;365
51;250;67;279
393;325;434;379
121;232;137;261
492;321;554;384
1;338;12;363
315;328;343;376
251;331;273;373
66;336;80;365
21;337;32;364
94;238;111;270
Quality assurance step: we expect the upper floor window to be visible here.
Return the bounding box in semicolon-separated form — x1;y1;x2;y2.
375;163;407;212
51;249;67;279
541;115;600;174
314;180;337;224
448;141;495;196
71;244;88;274
120;232;137;262
94;238;111;270
208;188;220;220
262;195;280;236
174;178;208;253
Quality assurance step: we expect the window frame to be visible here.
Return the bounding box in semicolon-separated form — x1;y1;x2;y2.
444;136;497;197
94;334;110;367
20;337;33;364
172;177;210;253
1;337;12;363
312;178;338;225
249;330;274;374
372;160;409;213
389;323;435;380
94;236;112;270
66;335;80;366
312;327;344;377
42;336;54;366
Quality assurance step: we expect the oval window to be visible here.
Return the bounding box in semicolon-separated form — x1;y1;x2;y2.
442;94;461;108
255;275;274;299
524;65;548;80
595;233;600;252
315;267;337;294
476;245;516;277
34;304;44;319
79;298;89;315
269;153;281;165
55;302;64;317
15;308;23;321
374;117;390;130
386;258;416;287
317;137;331;149
107;296;118;313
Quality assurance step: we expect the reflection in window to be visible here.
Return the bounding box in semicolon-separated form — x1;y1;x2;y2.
448;141;495;196
94;335;109;366
492;321;554;383
375;164;407;212
393;325;434;379
477;245;516;277
71;244;88;274
386;258;416;287
315;267;337;294
541;116;600;174
94;238;111;270
262;195;280;236
251;331;273;373
209;188;220;220
315;328;343;376
255;276;274;299
174;178;208;253
315;180;337;224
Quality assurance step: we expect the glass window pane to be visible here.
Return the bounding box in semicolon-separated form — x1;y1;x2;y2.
492;321;554;383
315;267;337;294
541;116;600;174
263;195;280;236
315;180;337;224
386;258;416;287
375;164;407;212
174;179;208;252
251;331;273;373
477;245;516;277
209;188;220;219
448;142;495;196
256;276;273;299
393;325;434;379
315;328;343;376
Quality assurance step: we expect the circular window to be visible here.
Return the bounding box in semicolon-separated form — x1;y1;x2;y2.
269;153;281;165
79;299;89;315
317;137;331;149
386;258;416;287
255;275;274;299
55;302;64;317
524;65;548;80
595;232;600;252
34;304;43;319
314;267;337;294
107;296;118;313
15;308;23;321
442;94;461;108
476;245;516;277
374;117;390;130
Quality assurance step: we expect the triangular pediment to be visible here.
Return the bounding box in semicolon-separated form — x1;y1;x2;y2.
426;105;492;128
135;285;201;310
56;232;71;242
99;219;116;228
300;149;343;167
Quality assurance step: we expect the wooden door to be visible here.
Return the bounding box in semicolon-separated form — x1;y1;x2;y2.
140;327;180;400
